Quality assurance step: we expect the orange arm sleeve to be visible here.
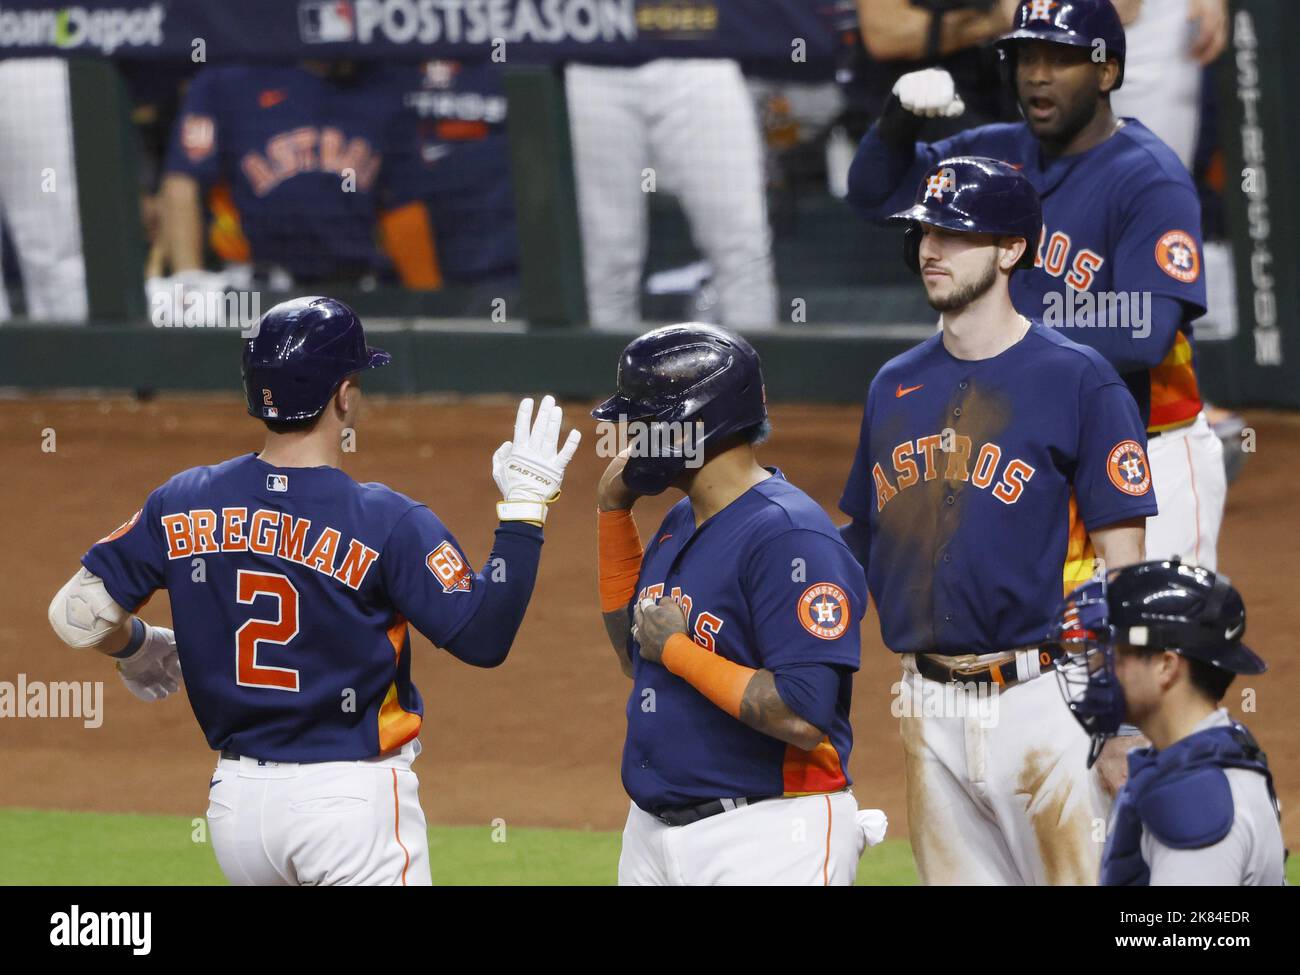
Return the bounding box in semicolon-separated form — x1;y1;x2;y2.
660;633;756;720
379;201;443;290
598;508;643;613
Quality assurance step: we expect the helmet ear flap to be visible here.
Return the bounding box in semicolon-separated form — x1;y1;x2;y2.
904;224;922;274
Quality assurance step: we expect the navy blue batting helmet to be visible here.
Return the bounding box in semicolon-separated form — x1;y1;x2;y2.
1052;559;1264;764
995;0;1126;89
242;296;390;422
591;323;767;496
888;156;1043;272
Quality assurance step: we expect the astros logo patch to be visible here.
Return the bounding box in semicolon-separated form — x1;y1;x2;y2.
426;541;472;593
923;170;955;202
798;583;850;640
1026;0;1058;22
1107;440;1151;496
1155;230;1200;284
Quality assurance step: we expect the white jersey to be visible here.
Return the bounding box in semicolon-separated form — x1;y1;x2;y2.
1140;709;1285;886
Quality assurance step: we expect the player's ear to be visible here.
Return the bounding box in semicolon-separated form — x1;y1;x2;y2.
1098;60;1120;96
998;236;1026;272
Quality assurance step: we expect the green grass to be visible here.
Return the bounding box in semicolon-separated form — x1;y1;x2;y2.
0;808;917;885
14;808;1296;886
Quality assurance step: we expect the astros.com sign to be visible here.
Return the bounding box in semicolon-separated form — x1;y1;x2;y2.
0;4;164;53
299;0;638;45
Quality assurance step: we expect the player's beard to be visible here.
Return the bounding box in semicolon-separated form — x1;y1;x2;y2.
925;254;999;313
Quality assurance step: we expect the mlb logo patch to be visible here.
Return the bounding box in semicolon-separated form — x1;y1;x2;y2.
267;474;289;493
299;1;355;43
263;407;279;418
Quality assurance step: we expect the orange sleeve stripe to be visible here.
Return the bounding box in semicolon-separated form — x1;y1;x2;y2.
379;201;443;290
660;632;755;719
598;508;644;613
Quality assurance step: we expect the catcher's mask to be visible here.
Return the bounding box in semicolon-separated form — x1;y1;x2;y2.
1051;571;1127;768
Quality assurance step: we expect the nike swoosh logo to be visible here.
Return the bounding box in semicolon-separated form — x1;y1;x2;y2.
1226;623;1244;640
658;533;673;544
209;778;222;788
896;383;924;398
258;90;286;109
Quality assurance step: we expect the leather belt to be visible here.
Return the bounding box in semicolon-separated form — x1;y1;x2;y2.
653;795;775;828
914;644;1063;689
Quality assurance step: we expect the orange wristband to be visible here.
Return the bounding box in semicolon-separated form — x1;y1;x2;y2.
598;508;644;613
661;633;756;719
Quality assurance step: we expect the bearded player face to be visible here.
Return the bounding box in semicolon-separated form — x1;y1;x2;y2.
916;226;1006;313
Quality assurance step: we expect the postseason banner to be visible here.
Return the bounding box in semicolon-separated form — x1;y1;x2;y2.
0;0;838;64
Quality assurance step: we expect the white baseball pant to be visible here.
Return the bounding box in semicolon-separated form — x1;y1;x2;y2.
1145;412;1227;570
898;654;1107;885
206;739;431;886
618;789;872;885
565;59;777;330
0;58;88;322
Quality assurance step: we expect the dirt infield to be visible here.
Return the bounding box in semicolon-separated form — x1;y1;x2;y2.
3;395;1297;845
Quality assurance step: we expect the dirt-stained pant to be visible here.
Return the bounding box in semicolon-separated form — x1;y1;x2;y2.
618;790;867;885
206;739;431;886
899;654;1107;885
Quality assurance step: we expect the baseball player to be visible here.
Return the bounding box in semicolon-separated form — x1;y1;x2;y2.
0;58;87;322
565;60;777;330
847;0;1226;569
155;61;415;302
1053;560;1284;885
839;157;1157;885
593;324;883;885
46;296;581;886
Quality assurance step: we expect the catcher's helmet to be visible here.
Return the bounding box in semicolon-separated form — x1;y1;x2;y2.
242;296;390;422
1051;559;1265;764
591;323;767;496
888;156;1043;273
995;0;1127;90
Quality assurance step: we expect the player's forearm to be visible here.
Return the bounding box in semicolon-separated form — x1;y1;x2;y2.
847;123;926;221
1064;294;1184;373
739;670;826;752
597;507;642;677
857;0;1009;61
660;635;824;751
1092;518;1146;571
159;173;205;272
48;566;137;656
602;609;634;678
442;523;543;668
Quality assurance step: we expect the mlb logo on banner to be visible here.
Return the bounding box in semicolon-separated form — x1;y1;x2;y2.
299;1;355;43
267;474;289;493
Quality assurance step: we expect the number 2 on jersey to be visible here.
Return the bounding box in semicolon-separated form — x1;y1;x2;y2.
235;570;301;691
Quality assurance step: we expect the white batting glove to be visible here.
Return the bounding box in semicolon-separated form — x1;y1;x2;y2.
893;69;966;119
493;395;582;526
116;624;183;702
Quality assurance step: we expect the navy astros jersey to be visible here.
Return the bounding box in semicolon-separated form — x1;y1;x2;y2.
851;120;1207;431
624;472;866;811
385;60;518;282
165;64;409;281
840;322;1158;654
83;454;490;762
